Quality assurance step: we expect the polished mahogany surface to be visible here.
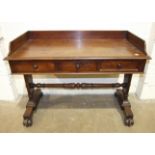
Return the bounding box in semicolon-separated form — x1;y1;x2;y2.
5;31;149;74
6;31;149;60
5;31;150;127
7;38;147;60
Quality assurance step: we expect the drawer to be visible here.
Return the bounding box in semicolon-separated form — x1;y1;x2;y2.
9;60;145;74
59;60;97;72
10;61;55;73
78;61;97;72
98;60;145;72
58;61;76;72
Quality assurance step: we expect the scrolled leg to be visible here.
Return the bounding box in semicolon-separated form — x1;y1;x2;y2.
23;75;43;127
122;100;134;126
115;74;134;127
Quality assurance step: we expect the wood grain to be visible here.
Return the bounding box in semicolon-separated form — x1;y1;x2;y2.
5;31;150;127
6;38;148;60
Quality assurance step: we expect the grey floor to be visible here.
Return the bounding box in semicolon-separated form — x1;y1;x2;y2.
0;94;155;132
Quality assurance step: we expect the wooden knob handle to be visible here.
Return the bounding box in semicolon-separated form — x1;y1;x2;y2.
33;64;38;70
76;63;80;69
117;63;122;69
99;68;104;72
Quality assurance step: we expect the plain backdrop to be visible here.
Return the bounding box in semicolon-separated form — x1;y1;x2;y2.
0;0;155;155
0;22;154;101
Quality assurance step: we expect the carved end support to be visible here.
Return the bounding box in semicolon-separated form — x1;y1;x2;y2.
115;89;134;127
23;89;43;127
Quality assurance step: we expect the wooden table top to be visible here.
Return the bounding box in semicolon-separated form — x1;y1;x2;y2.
7;38;147;60
6;31;150;75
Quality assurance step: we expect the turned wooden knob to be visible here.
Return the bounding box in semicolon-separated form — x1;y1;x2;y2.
117;63;122;69
76;63;80;69
99;68;104;72
33;64;39;70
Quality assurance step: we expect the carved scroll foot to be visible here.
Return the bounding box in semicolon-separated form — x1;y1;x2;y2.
23;89;43;127
115;89;134;127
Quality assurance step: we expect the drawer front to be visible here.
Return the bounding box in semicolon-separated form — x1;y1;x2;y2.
59;60;97;72
99;60;145;72
58;61;76;72
78;61;97;72
10;61;55;73
9;60;145;74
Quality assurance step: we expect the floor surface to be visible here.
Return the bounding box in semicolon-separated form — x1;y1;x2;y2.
0;94;155;132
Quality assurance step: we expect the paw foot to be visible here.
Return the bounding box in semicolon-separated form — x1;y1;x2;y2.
124;118;134;127
23;118;32;127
